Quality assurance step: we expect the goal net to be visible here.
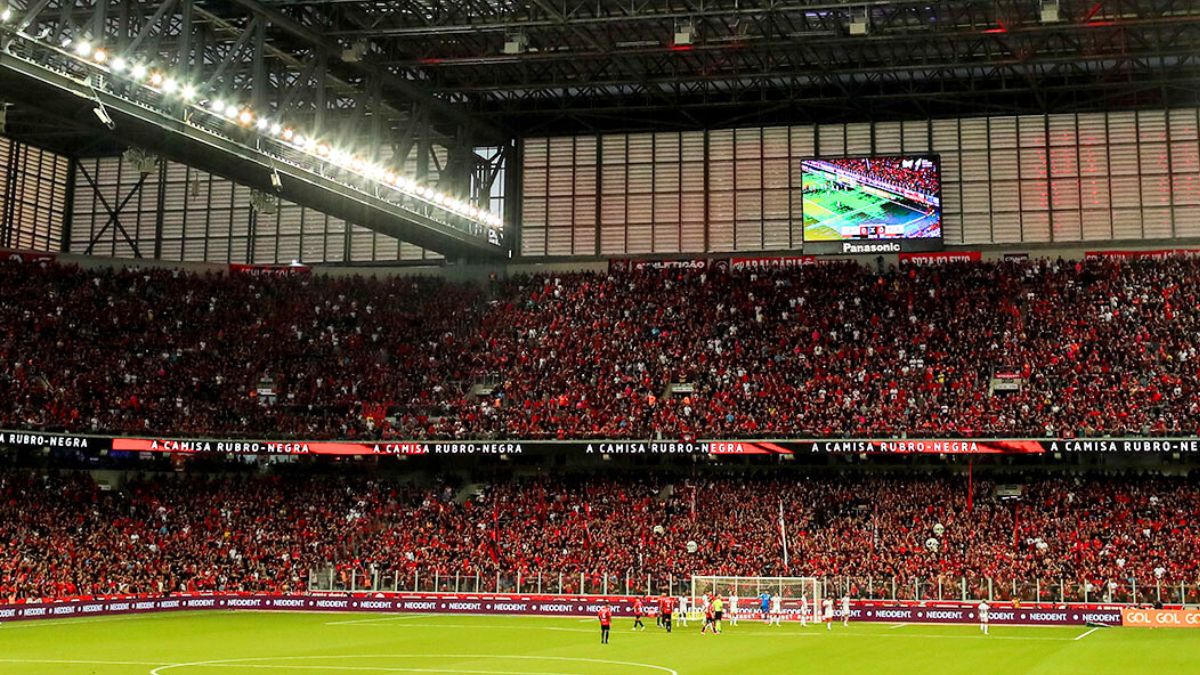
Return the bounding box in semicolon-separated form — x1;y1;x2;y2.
690;575;821;623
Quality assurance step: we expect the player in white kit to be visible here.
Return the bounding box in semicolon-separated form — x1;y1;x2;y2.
729;594;739;626
798;593;808;626
822;598;834;630
770;593;783;626
678;595;689;627
841;595;851;626
978;601;990;635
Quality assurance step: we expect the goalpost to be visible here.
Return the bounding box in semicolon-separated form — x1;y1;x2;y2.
690;575;821;623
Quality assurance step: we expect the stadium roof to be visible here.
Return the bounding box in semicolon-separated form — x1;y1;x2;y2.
268;0;1200;135
3;1;1199;146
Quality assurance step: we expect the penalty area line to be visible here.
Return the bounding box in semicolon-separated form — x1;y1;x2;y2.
0;658;169;667
1074;627;1101;641
325;613;438;626
148;654;678;675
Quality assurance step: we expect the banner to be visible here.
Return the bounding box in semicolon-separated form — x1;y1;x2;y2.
850;602;1121;627
899;251;981;265
229;263;311;276
0;592;1125;626
1084;249;1200;260
0;431;103;450
810;439;1044;454
730;256;817;271
608;258;727;273
1120;608;1200;628
6;430;1200;457
1;248;57;264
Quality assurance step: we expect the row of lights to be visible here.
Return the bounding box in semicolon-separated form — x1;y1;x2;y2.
0;8;502;229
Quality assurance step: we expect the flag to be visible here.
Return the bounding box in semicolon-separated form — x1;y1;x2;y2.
779;499;790;570
583;502;593;548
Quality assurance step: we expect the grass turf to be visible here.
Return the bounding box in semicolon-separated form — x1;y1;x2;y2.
801;170;932;241
0;611;1195;674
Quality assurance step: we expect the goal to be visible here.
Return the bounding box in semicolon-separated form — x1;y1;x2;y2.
690;575;821;623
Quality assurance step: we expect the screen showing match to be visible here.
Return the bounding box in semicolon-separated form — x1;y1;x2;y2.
801;155;942;245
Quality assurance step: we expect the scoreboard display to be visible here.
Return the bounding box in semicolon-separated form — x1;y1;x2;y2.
801;155;943;254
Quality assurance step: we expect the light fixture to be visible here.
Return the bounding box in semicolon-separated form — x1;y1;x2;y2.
92;104;114;130
1040;0;1061;23
673;21;694;46
0;8;12;22
17;22;504;232
849;8;869;36
270;168;283;191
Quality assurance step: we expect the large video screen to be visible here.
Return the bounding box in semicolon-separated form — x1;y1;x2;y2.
801;155;942;254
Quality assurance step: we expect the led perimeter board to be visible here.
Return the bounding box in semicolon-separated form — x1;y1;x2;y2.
801;155;943;254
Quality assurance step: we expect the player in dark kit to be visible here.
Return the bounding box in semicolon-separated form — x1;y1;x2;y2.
598;604;613;644
660;595;674;633
632;598;646;630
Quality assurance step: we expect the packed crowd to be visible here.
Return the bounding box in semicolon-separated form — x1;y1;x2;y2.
1;471;1197;603
2;255;1200;440
822;156;940;196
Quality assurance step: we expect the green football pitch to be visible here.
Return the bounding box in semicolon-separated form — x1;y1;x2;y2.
802;171;929;241
0;611;1197;675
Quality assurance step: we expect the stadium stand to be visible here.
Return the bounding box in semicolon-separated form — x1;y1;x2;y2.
2;256;1198;440
1;471;1196;604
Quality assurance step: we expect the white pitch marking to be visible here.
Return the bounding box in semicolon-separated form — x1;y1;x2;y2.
729;629;1076;642
0;658;168;667
164;665;579;675
149;653;679;675
333;621;593;633
888;623;909;629
0;613;186;629
1074;627;1101;641
324;613;438;626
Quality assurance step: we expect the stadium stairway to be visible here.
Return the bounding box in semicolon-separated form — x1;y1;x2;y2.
455;483;486;505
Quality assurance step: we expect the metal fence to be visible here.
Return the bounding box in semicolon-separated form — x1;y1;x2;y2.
309;567;1200;605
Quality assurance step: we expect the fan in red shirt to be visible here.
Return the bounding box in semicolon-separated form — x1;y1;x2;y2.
632;597;646;631
597;604;613;644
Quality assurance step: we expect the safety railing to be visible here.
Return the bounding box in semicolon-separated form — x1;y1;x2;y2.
309;566;1200;604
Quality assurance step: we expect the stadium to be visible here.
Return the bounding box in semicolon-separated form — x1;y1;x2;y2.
1;0;1200;673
